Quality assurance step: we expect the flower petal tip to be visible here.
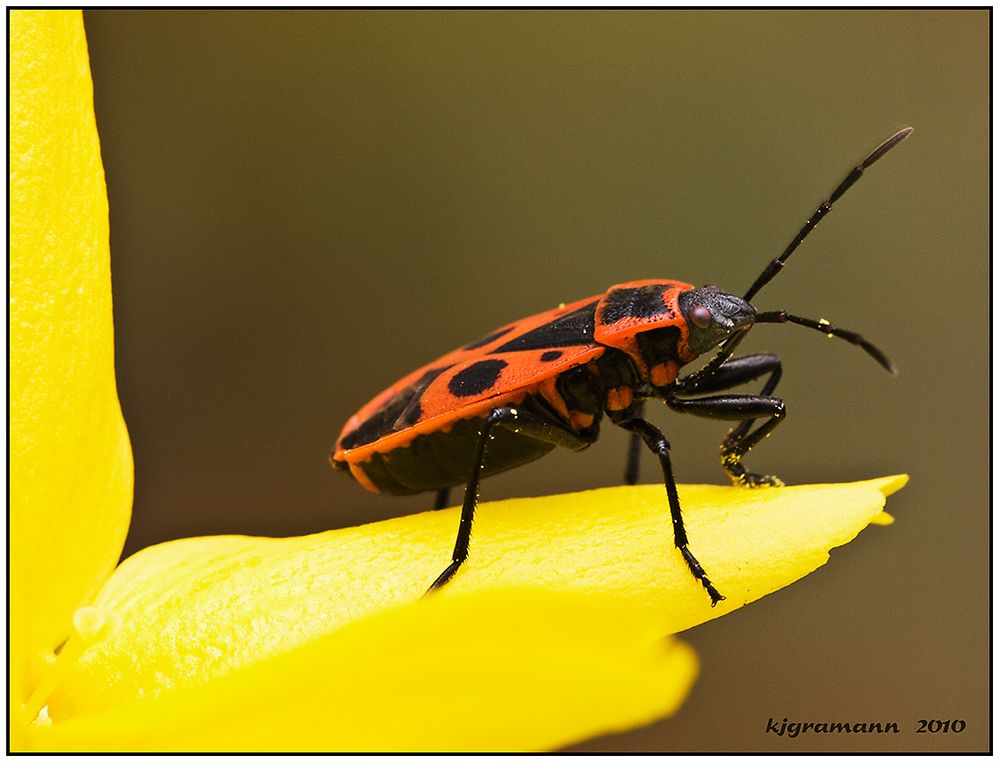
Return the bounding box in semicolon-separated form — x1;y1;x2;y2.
866;473;909;497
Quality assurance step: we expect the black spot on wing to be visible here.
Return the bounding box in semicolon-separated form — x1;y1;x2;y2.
599;285;674;325
393;394;424;431
463;325;516;350
340;365;452;449
448;359;508;397
540;350;563;362
493;301;598;352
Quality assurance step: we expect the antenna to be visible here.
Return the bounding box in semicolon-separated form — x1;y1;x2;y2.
756;310;897;375
742;127;913;303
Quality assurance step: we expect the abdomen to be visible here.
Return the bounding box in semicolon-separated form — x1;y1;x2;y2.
338;411;559;495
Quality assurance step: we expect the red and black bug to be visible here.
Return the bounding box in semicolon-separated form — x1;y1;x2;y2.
331;128;911;605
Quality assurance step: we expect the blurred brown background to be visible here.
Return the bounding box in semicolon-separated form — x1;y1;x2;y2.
83;9;988;752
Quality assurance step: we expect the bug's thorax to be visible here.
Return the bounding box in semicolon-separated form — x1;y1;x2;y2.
593;280;697;379
589;280;757;409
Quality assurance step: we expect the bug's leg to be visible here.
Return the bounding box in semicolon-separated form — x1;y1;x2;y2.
676;353;781;397
624;398;645;485
433;488;451;510
676;353;784;485
665;383;786;488
612;409;724;606
426;405;594;594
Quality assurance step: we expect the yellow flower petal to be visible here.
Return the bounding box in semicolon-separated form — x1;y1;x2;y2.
10;8;133;713
51;475;904;721
6;9;907;754
32;589;698;752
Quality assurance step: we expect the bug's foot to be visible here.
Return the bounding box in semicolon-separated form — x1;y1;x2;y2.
423;560;462;597
723;460;784;488
733;471;784;488
706;583;726;607
679;545;726;606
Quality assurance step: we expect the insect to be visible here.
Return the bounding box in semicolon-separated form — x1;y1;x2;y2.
331;127;911;605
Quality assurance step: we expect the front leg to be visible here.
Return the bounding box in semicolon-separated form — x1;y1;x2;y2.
676;353;782;398
666;391;786;487
674;354;785;487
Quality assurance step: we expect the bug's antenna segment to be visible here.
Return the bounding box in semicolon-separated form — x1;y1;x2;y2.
743;126;913;303
756;310;898;375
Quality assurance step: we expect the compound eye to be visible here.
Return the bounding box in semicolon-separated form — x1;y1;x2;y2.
690;304;713;329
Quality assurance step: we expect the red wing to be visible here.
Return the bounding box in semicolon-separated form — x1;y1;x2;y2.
335;295;604;460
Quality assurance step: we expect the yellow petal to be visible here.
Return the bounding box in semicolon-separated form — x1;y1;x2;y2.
31;589;698;752
51;475;904;721
10;8;133;710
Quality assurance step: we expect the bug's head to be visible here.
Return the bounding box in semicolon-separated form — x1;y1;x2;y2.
678;285;756;355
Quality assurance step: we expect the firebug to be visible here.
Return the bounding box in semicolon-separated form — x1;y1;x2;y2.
332;127;911;605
